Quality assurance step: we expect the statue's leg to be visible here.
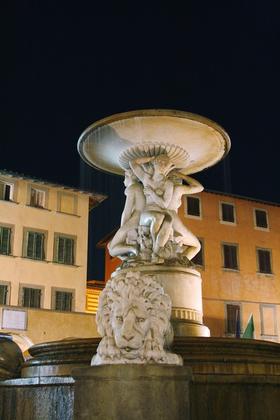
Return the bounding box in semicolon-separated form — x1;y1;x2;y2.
172;215;201;260
149;212;165;249
108;215;139;258
154;213;173;254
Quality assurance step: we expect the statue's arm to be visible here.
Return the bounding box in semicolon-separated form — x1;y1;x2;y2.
178;174;204;194
146;181;174;208
120;190;134;226
129;157;154;182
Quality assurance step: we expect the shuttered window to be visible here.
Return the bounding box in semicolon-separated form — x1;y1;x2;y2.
0;285;8;305
257;249;272;274
22;287;42;308
30;188;45;208
55;291;73;312
221;203;235;223
0;181;13;201
26;231;45;260
186;197;201;217
0;226;11;255
223;244;239;270
226;304;240;334
54;236;74;265
255;209;268;229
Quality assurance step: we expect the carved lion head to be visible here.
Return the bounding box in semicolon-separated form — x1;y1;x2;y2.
92;271;182;365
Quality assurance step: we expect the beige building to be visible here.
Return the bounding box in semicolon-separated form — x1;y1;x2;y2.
0;169;105;347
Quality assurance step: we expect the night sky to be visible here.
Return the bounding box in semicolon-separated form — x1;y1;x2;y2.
3;2;280;278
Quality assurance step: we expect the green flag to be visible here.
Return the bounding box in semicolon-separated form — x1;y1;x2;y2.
242;314;254;339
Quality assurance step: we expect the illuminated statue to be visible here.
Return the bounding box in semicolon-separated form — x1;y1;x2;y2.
91;271;182;365
108;170;145;259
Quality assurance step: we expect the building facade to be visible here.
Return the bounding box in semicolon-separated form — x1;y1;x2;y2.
0;170;105;346
92;190;280;343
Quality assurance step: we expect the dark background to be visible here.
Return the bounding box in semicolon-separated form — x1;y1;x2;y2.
2;2;279;279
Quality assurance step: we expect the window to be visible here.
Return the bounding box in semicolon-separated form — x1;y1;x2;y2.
192;239;204;266
260;304;278;337
226;303;241;335
0;284;9;305
21;287;42;308
0;226;12;255
257;248;272;274
30;187;46;208
254;209;269;229
222;243;239;270
220;202;236;223
52;289;74;312
186;196;201;218
0;180;14;201
57;192;77;215
54;235;75;265
24;231;45;260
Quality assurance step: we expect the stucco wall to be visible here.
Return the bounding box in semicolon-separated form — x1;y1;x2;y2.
0;304;99;346
0;178;90;312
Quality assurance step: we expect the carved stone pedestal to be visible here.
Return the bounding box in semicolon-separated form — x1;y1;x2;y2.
116;265;210;337
72;365;192;420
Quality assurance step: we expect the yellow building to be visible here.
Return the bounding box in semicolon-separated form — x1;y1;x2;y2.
93;189;280;343
0;169;105;346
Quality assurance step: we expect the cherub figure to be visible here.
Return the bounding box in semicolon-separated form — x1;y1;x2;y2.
168;173;203;260
129;154;175;258
108;170;145;259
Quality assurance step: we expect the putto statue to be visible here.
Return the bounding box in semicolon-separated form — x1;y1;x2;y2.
109;148;203;266
91;271;182;365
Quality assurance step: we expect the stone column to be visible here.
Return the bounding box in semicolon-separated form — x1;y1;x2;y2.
73;365;192;420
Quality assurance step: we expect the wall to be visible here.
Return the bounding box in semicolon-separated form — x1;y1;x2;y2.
179;190;280;341
0;304;99;346
0;178;90;312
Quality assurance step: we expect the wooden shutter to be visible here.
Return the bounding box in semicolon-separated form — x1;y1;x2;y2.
65;238;74;265
35;233;44;260
227;304;240;334
56;236;74;264
222;203;235;222
55;291;72;311
0;182;4;199
23;287;41;308
255;210;268;228
223;244;238;269
258;249;272;274
0;227;11;255
0;285;8;304
187;197;200;216
57;237;65;263
26;232;44;260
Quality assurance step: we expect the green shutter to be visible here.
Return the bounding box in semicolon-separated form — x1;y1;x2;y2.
0;285;8;304
56;236;74;264
27;232;35;258
0;227;11;255
26;232;44;260
57;237;65;263
23;287;41;308
65;238;74;265
35;233;44;260
0;183;4;199
55;291;72;311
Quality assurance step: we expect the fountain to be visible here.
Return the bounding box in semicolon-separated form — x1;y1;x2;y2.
1;110;279;420
74;109;229;418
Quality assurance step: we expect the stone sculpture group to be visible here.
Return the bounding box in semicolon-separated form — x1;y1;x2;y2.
109;147;203;265
92;143;203;365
